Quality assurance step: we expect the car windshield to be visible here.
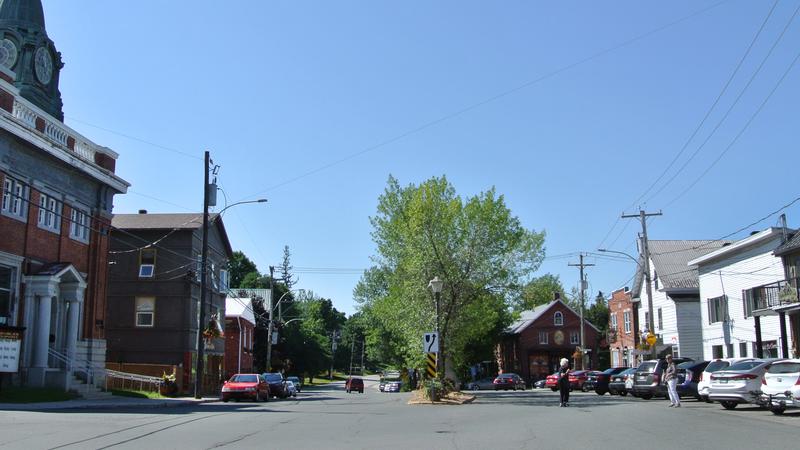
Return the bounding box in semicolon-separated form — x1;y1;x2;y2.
287;377;300;382
602;368;618;374
727;361;763;371
637;362;657;372
768;362;800;374
677;361;696;369
264;374;283;382
621;368;636;375
705;361;730;372
286;381;294;387
230;374;258;383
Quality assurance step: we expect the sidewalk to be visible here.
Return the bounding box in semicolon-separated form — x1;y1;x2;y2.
0;396;219;411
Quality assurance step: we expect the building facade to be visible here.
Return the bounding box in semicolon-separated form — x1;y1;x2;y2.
106;212;233;394
633;240;729;360
499;297;599;383
0;0;129;388
224;295;255;378
773;230;800;358
689;228;792;360
607;287;640;367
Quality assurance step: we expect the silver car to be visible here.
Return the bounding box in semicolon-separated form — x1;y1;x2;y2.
708;359;782;409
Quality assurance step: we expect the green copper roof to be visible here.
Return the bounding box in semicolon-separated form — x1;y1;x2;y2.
0;0;45;32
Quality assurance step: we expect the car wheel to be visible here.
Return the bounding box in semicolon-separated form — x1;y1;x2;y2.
641;394;653;400
771;405;786;415
619;391;627;397
551;387;558;392
596;390;605;396
470;384;480;391
582;385;589;392
721;401;738;410
222;398;229;403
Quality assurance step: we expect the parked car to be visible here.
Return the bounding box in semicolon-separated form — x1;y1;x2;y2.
262;372;288;398
697;358;757;402
286;376;303;393
709;359;782;409
759;359;800;415
568;370;590;391
676;360;709;399
466;377;496;390
546;372;560;391
592;367;629;395
221;373;270;402
632;357;694;400
533;379;548;389
581;371;604;392
345;377;364;393
608;367;636;396
493;373;526;391
285;380;298;397
383;380;402;392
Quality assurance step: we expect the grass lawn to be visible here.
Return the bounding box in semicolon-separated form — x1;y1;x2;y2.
109;389;164;399
0;387;78;403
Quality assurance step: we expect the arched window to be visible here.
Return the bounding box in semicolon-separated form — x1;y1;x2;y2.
554;311;563;326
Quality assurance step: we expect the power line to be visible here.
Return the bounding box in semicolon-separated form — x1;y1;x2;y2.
652;1;800;205
630;0;783;208
236;0;733;202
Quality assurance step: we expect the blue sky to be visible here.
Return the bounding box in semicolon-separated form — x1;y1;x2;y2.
44;0;800;316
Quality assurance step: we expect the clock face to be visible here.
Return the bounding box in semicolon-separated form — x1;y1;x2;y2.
34;46;53;85
0;39;17;70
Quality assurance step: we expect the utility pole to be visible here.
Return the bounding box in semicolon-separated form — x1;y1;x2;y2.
569;254;594;369
194;150;211;399
622;209;662;360
266;266;275;372
360;337;365;376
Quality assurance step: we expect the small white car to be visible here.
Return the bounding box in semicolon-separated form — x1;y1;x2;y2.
697;358;756;402
759;359;800;415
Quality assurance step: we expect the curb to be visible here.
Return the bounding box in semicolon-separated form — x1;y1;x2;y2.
0;397;220;412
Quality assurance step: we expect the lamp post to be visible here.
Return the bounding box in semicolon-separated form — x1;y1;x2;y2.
598;247;657;361
193;163;267;399
428;276;443;382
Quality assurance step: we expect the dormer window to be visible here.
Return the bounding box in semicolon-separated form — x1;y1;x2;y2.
139;248;156;278
554;311;564;326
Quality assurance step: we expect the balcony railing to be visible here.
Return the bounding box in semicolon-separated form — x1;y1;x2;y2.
11;99;98;164
746;277;800;312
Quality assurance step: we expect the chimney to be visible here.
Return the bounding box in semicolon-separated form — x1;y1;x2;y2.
138;209;147;214
554;292;561;301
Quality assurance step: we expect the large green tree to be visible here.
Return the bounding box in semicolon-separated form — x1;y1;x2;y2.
356;175;546;379
514;274;565;311
227;251;259;288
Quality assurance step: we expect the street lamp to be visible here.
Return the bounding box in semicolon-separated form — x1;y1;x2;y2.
428;276;443;381
266;289;300;372
598;247;657;361
194;170;268;399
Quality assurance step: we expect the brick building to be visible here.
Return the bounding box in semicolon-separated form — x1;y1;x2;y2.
0;0;129;388
499;296;599;384
224;295;256;378
607;287;640;367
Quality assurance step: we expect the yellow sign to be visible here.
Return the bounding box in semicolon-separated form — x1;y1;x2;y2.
426;352;437;378
646;333;657;346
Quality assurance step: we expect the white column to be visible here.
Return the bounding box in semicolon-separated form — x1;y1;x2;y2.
24;278;59;387
61;283;84;363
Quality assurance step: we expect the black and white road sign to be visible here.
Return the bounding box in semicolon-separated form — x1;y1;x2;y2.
423;332;439;353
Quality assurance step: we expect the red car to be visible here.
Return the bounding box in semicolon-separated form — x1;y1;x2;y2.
346;377;364;393
221;373;270;402
568;370;590;390
546;372;560;391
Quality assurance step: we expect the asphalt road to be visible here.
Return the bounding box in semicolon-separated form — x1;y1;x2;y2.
1;378;797;450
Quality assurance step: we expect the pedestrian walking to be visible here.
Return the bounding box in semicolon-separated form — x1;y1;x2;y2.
664;354;680;407
558;358;571;407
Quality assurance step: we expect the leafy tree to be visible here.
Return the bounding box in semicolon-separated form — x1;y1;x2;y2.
240;271;269;289
514;274;564;311
227;251;259;288
357;175;546;379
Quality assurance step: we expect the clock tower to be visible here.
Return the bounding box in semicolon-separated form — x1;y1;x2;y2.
0;0;63;121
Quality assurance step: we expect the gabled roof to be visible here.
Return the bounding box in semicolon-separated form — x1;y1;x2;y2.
226;296;256;325
112;213;234;258
775;230;800;256
506;299;599;335
689;228;791;266
647;240;732;292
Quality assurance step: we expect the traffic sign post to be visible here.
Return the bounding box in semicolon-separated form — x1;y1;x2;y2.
425;352;437;378
646;333;657;347
423;332;439;353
